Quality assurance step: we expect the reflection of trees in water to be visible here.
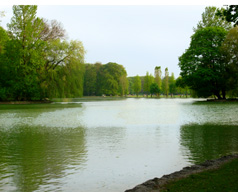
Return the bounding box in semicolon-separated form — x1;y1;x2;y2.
86;126;126;153
180;123;238;164
0;126;87;192
0;103;83;129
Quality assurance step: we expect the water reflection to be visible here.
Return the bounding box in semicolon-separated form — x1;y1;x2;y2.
1;99;238;191
181;101;238;125
0;126;86;192
180;123;238;164
87;126;126;153
0;103;83;129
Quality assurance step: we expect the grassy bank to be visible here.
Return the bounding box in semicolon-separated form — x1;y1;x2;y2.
161;158;238;192
125;155;238;192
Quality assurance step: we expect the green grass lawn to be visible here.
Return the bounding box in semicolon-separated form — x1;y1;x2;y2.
161;158;238;192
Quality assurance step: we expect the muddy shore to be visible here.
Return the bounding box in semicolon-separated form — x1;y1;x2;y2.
125;154;238;192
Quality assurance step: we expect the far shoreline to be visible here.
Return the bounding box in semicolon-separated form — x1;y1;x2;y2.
0;100;52;105
207;98;238;102
1;97;238;105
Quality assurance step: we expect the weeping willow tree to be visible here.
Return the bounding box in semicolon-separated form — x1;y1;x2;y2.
1;5;85;101
41;40;85;99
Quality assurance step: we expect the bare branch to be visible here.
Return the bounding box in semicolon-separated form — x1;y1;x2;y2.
40;18;66;41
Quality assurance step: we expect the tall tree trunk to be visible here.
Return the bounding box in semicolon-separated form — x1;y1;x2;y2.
222;89;226;100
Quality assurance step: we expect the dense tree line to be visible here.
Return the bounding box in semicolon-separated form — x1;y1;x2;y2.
2;5;237;100
85;6;238;99
83;62;185;98
127;67;190;98
179;6;238;99
0;5;85;101
83;62;128;96
128;6;238;99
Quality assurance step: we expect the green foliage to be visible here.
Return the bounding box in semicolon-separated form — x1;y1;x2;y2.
179;27;228;99
163;68;169;97
169;72;176;97
119;74;128;96
133;75;141;97
221;26;238;97
217;5;238;27
98;62;127;96
0;5;85;101
144;72;154;97
154;66;162;90
83;62;127;96
0;27;10;100
194;6;232;32
175;76;185;89
42;40;85;99
175;76;190;97
3;5;46;100
128;73;184;98
83;64;98;96
0;26;8;53
127;77;135;95
150;83;160;97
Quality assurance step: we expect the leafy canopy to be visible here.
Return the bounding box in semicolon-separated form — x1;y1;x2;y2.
133;75;141;97
179;26;228;99
194;6;232;32
217;5;238;27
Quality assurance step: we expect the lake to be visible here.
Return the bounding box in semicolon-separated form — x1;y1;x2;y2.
0;98;238;192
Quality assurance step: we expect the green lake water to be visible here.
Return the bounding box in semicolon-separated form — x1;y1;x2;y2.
0;98;238;191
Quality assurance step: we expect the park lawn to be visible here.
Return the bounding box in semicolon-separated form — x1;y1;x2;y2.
161;158;238;192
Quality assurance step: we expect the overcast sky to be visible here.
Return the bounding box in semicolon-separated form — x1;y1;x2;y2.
0;3;225;77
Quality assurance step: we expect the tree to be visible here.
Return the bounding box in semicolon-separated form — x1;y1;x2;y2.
0;12;7;53
169;72;176;97
133;75;141;97
0;27;10;100
1;5;85;101
150;83;160;97
0;26;8;53
217;5;238;27
176;76;189;98
144;72;154;97
127;77;135;95
95;62;127;96
154;66;162;90
193;6;232;32
44;39;85;96
6;5;45;100
8;6;45;65
179;27;228;99
40;19;66;41
164;68;169;97
119;74;128;96
93;62;103;96
221;26;238;96
84;64;97;96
